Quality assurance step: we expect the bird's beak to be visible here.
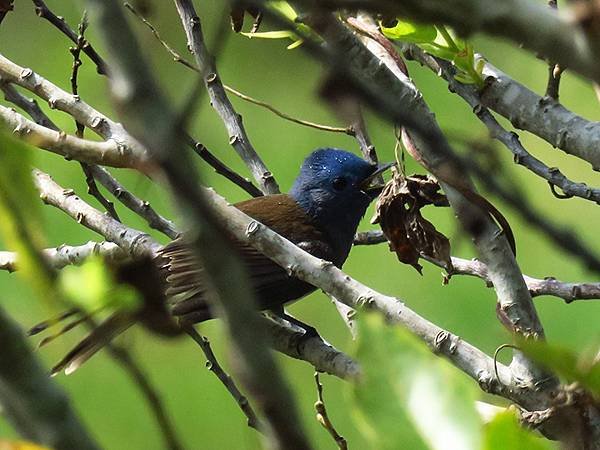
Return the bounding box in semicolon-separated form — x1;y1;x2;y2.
360;162;395;197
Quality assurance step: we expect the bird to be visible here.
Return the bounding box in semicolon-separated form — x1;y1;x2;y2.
39;148;392;374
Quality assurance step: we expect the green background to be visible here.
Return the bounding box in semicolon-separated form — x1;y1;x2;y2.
0;0;599;448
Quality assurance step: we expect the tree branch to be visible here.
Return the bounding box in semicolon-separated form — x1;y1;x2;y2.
355;230;600;303
0;241;126;272
183;133;263;198
0;104;140;167
33;169;161;258
0;54;148;162
317;0;600;84
85;1;311;446
479;62;600;172
31;0;108;75
173;0;280;195
403;47;600;204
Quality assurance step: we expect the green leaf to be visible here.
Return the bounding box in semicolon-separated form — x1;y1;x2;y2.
350;313;482;450
419;43;457;61
266;1;297;21
286;39;303;50
520;339;600;396
0;132;55;299
241;30;297;40
380;20;438;44
483;410;554;450
60;256;140;314
454;73;478;84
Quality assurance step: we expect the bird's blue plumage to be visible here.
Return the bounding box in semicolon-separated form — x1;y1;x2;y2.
290;148;377;258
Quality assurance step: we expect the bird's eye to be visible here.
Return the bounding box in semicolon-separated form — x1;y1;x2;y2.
332;177;347;191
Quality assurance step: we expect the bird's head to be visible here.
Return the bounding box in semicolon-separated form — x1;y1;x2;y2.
290;148;390;251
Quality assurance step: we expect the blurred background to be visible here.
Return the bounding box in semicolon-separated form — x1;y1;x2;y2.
1;0;599;448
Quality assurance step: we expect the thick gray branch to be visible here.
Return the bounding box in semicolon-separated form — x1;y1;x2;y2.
480;62;600;172
0;241;127;272
404;48;600;203
0;104;138;167
0;53;148;162
33;169;161;258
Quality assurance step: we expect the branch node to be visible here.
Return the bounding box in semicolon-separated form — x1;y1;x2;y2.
246;220;260;236
19;68;33;79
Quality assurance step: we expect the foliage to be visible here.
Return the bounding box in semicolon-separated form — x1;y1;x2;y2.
350;314;556;449
0;132;54;300
380;20;485;86
482;411;552;450
60;256;140;315
520;339;600;397
240;1;310;49
350;313;482;450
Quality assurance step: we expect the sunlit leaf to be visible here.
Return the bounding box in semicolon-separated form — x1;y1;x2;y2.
350;313;482;450
380;20;438;43
267;0;297;21
286;39;303;50
482;410;553;450
520;339;600;396
454;73;478;84
241;30;297;39
0;440;52;450
0;132;54;299
60;256;140;314
419;43;457;61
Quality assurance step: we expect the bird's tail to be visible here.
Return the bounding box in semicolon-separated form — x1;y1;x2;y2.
46;313;135;376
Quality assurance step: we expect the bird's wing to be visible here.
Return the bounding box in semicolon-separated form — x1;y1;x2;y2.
158;195;335;322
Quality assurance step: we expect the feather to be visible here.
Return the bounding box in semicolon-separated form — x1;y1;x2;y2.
156;194;336;321
50;313;134;376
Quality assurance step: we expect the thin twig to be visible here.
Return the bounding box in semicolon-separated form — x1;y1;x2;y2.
174;0;281;195
101;339;184;450
314;373;348;450
125;2;351;136
80;163;121;221
182;325;262;431
88;165;179;239
358;229;600;303
69;15;122;221
545;0;562;100
183;133;263;198
223;84;352;134
31;0;108;74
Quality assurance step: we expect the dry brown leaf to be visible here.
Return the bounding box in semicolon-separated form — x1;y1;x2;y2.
372;170;452;274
